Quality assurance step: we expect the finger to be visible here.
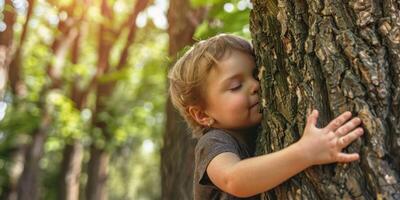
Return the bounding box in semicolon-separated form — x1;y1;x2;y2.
338;128;364;148
306;110;319;127
335;117;362;137
325;111;352;131
336;152;360;163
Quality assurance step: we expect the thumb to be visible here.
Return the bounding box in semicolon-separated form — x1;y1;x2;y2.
306;109;319;128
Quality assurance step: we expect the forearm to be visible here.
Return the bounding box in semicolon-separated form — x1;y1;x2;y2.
226;142;311;197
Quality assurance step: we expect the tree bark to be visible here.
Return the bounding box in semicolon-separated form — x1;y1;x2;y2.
250;0;400;199
161;0;205;199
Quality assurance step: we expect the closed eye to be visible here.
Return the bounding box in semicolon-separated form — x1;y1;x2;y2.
230;84;242;91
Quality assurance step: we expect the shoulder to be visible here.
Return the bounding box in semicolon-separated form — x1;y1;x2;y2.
196;129;238;149
195;129;240;160
198;129;237;143
194;129;241;187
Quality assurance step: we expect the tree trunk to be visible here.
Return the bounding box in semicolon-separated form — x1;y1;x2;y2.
83;1;112;198
85;145;109;200
59;142;83;200
7;0;35;97
17;111;51;200
161;0;205;199
250;0;400;199
0;1;19;199
59;13;87;200
86;82;111;200
0;0;16;98
0;145;26;200
1;1;36;199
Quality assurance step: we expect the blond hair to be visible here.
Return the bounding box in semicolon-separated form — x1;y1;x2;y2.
168;34;254;137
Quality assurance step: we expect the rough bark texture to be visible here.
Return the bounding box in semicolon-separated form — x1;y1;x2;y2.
250;0;400;199
161;0;205;199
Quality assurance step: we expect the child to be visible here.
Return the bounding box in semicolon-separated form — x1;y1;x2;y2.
168;34;363;199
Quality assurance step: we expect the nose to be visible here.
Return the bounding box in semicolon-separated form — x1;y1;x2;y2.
251;79;260;94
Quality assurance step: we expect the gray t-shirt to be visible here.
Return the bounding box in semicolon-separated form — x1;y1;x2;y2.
193;129;260;200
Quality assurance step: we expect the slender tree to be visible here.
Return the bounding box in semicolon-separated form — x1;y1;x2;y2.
16;2;80;199
85;1;149;199
58;2;90;199
0;1;18;199
161;0;205;199
7;0;35;97
250;0;400;199
0;1;38;199
0;0;16;99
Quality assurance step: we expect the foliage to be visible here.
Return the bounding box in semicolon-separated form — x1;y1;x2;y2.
193;0;252;39
106;27;167;200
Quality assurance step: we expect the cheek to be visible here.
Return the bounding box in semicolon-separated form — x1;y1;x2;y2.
208;94;248;118
225;95;248;111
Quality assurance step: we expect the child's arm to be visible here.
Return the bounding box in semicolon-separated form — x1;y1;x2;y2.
207;110;363;197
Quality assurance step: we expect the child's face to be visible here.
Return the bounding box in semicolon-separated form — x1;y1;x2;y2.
203;50;261;131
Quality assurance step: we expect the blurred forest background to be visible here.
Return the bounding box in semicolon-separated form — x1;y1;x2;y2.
0;0;252;199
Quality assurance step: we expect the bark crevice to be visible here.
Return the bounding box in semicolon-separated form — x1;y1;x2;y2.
251;0;400;199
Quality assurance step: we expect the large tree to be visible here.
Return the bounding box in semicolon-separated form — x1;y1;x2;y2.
250;0;400;199
161;0;205;199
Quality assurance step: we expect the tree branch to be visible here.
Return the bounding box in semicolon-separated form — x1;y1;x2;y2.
115;0;150;71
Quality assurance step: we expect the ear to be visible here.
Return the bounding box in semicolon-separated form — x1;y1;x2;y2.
187;105;212;127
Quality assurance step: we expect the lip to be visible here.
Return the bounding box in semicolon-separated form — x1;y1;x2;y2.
250;102;259;109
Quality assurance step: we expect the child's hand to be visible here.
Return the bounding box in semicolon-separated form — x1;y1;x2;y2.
297;110;364;166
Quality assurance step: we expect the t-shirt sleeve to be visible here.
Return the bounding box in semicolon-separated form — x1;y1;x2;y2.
194;130;240;186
